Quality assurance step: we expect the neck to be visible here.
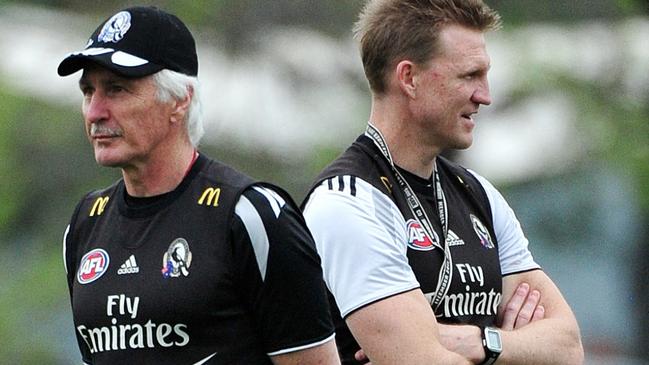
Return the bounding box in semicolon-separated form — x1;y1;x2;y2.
370;97;440;179
122;143;196;197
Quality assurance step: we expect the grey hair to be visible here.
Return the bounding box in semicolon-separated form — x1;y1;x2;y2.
153;69;204;147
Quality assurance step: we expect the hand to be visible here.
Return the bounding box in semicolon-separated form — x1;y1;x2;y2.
499;282;545;330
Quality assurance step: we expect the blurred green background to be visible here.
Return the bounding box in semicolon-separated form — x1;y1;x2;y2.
0;0;647;363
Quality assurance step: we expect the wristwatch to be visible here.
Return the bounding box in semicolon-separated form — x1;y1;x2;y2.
480;326;502;365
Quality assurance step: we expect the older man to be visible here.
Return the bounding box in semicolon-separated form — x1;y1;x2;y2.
302;0;584;364
59;6;339;364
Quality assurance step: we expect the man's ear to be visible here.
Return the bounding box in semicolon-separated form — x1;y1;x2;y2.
170;86;193;124
395;60;418;99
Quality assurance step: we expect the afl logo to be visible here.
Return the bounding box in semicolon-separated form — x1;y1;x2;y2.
406;219;437;251
77;248;110;284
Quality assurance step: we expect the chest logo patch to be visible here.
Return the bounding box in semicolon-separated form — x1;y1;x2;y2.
118;255;140;275
406;219;438;251
77;248;110;284
446;230;465;247
162;238;192;278
471;214;495;249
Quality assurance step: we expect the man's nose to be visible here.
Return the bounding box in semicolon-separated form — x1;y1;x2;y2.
83;92;109;123
472;78;492;106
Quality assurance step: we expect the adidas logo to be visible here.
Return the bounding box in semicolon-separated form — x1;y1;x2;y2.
118;255;140;275
447;230;465;247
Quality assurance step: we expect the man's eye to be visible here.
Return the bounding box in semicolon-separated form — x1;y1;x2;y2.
109;85;125;93
80;87;93;96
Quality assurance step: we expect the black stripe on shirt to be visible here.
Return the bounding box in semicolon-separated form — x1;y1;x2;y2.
323;175;358;197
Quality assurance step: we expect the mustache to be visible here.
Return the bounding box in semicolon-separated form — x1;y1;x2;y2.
90;123;123;137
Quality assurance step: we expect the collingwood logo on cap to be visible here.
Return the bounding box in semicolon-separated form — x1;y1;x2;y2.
58;6;199;77
98;11;132;43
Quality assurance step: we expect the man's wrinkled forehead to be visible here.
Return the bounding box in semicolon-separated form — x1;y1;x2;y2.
78;64;143;88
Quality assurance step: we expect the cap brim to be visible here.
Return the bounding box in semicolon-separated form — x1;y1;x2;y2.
57;47;164;78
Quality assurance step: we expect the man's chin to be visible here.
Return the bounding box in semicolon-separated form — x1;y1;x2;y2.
96;161;124;168
449;138;473;151
94;154;126;168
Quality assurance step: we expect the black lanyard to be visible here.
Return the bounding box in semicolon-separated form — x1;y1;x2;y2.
365;123;453;310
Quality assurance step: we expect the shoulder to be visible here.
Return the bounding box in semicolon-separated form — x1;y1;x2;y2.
71;180;122;223
235;184;294;221
303;135;394;205
305;175;397;218
438;156;491;196
464;168;499;198
464;168;510;216
304;175;406;252
64;181;122;274
305;175;418;318
233;184;308;243
191;155;261;217
195;155;256;189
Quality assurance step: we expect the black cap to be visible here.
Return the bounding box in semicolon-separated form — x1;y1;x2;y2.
58;6;198;77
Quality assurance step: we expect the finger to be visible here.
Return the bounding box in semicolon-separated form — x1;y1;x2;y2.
514;289;540;329
501;282;529;330
355;349;368;361
531;304;545;322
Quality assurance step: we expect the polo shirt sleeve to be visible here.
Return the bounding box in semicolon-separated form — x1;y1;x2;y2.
467;170;541;275
231;184;335;356
303;175;420;318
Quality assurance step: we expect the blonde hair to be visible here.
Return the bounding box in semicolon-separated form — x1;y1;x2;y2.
354;0;501;94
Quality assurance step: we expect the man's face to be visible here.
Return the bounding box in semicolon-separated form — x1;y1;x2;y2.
79;66;175;168
412;24;492;151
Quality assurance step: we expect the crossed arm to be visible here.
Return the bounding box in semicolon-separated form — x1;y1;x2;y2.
494;270;584;364
402;279;547;363
434;270;583;364
355;271;584;364
347;288;473;365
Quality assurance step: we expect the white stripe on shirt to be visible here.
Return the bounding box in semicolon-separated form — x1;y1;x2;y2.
235;195;270;280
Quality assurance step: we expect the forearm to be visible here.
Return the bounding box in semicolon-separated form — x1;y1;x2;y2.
363;342;472;365
436;324;484;364
498;317;583;365
438;279;583;364
348;290;472;365
438;319;582;365
496;272;584;364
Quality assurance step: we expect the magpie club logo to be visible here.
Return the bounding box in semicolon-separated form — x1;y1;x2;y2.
471;214;495;249
162;238;192;278
77;248;110;284
98;11;132;43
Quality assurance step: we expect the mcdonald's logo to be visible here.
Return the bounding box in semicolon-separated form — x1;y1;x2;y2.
89;196;110;217
380;176;392;193
198;187;221;207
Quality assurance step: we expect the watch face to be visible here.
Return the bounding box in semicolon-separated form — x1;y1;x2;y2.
485;328;503;351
